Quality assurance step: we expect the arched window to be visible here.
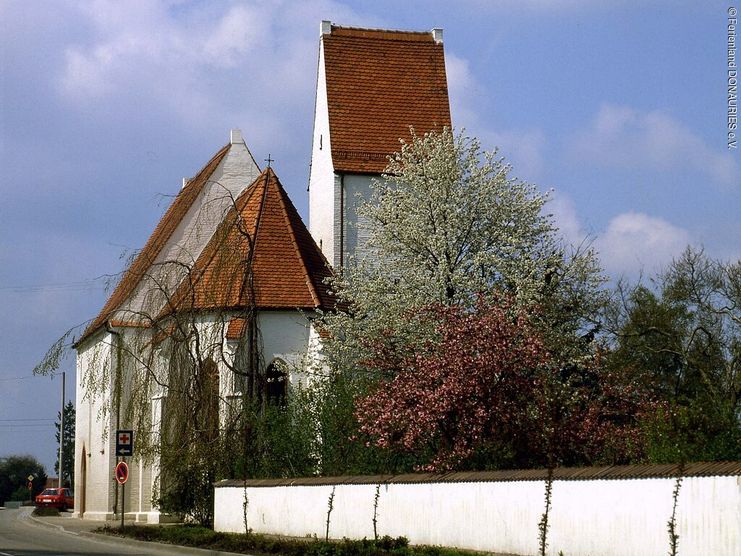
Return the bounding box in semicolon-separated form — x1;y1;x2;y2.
265;359;287;406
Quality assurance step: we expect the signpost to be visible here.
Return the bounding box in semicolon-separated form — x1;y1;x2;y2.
114;461;129;485
27;474;34;502
115;430;134;457
115;430;133;529
114;461;129;529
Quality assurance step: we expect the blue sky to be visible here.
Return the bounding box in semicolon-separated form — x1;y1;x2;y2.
1;1;738;474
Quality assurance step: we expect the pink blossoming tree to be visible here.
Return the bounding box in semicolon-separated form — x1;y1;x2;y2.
355;297;654;471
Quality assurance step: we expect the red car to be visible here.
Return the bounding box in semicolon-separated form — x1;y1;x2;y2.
35;488;74;511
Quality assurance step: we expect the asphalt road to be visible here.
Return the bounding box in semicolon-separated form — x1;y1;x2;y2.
0;507;210;556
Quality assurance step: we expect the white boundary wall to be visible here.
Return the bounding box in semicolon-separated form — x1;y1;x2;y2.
214;475;740;556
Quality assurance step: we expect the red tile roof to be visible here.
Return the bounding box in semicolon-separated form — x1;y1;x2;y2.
163;167;335;314
226;318;247;340
77;144;231;345
323;25;452;174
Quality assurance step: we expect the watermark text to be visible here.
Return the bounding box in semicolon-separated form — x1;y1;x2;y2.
729;7;738;149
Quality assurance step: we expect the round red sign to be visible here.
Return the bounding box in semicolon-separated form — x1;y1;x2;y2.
115;461;129;485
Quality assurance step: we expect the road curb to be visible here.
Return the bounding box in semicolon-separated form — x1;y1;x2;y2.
24;509;252;556
79;530;253;556
27;509;79;536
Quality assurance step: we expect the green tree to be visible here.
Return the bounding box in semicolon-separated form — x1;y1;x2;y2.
54;401;75;489
604;247;741;461
0;455;47;504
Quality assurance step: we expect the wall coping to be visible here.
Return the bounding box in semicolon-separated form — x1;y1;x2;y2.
214;461;741;488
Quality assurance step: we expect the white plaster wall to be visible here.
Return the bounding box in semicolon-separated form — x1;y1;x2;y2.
308;38;337;266
303;323;326;388
186;311;315;392
258;311;314;386
215;476;741;556
75;329;169;522
73;334;117;520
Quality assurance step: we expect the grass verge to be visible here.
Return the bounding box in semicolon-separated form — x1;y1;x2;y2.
32;507;60;517
97;524;487;556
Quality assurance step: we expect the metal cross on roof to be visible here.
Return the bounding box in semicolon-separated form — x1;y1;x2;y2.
265;154;274;168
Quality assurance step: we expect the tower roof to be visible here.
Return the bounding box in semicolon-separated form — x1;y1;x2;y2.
321;24;452;174
162;167;335;315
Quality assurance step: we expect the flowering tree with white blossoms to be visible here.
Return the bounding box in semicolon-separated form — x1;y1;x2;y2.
321;127;605;376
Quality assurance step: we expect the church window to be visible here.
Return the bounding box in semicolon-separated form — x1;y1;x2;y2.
266;359;288;405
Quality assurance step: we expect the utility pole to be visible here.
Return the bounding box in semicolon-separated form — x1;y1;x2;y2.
58;371;65;487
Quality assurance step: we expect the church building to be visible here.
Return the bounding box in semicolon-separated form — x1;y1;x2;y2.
73;21;451;522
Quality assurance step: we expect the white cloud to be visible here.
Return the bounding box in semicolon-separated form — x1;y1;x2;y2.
445;53;480;128
543;193;694;279
202;5;270;68
56;0;374;135
595;211;691;279
570;103;739;188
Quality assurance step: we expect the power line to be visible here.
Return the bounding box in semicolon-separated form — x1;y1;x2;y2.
0;373;63;382
0;280;107;293
0;424;56;429
0;419;55;422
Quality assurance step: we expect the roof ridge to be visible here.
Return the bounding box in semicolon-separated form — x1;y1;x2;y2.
250;169;272;267
330;25;436;42
160;169;267;318
269;170;321;308
215;461;741;487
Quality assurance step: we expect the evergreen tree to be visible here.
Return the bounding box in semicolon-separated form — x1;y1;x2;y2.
54;401;75;488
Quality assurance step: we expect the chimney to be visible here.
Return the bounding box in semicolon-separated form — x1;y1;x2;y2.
431;28;443;44
320;20;332;36
230;128;243;145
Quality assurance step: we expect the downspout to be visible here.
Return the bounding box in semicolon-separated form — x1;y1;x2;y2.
105;320;122;518
339;174;344;269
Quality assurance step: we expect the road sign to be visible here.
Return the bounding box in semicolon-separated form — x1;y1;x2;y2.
115;429;134;456
27;474;34;482
115;461;129;485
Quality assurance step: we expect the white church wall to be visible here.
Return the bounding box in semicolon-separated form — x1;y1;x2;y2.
214;474;741;556
309;36;337;267
74;333;118;520
97;310;315;523
75;327;164;522
258;311;315;387
118;132;259;323
304;323;326;386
